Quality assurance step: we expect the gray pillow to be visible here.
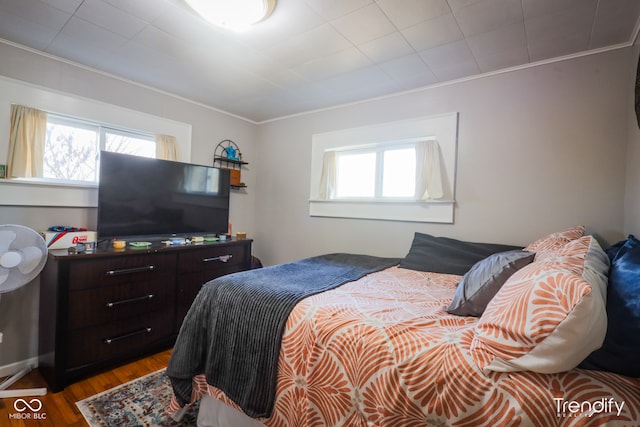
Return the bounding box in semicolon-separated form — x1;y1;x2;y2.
446;250;535;317
399;232;522;276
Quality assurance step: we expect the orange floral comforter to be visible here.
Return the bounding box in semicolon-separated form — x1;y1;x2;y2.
169;266;640;426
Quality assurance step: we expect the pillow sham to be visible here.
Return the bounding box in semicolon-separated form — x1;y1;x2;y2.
471;235;608;374
399;232;522;276
446;250;535;317
580;235;640;378
523;225;585;257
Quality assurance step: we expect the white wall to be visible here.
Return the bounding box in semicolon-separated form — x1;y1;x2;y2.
625;45;640;236
0;42;258;370
253;48;634;266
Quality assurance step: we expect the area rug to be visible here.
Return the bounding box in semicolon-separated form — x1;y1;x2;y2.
76;369;198;426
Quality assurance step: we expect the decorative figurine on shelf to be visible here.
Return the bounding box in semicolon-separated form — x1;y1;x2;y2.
224;146;239;161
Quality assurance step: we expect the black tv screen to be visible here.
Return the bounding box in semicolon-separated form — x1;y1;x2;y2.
97;151;230;239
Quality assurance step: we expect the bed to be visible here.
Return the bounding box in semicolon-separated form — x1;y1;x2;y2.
167;227;640;426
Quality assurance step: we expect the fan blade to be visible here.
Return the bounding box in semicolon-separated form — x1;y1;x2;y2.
0;267;8;286
0;230;17;253
19;246;44;275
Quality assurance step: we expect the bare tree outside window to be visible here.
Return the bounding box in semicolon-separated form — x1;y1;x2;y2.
105;132;155;158
42;115;155;183
44;122;98;181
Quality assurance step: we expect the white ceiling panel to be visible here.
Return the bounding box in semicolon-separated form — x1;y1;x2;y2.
419;40;480;81
466;22;527;59
53;16;127;52
1;0;71;30
377;0;450;30
0;11;61;50
358;32;415;63
401;13;464;52
475;45;529;73
590;0;640;49
521;0;597;20
451;0;523;37
302;0;372;21
74;0;147;39
103;0;168;22
293;47;372;82
525;5;594;62
330;3;396;45
378;53;436;83
235;0;325;50
40;0;84;14
0;0;637;122
262;24;352;69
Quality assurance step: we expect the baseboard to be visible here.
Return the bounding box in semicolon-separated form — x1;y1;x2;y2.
0;357;39;378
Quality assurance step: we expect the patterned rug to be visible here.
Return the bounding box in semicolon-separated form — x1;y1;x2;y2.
76;369;198;426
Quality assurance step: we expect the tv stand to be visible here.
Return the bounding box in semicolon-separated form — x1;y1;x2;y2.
38;238;252;392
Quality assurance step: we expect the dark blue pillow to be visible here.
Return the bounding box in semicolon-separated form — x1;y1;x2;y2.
604;238;627;261
580;235;640;378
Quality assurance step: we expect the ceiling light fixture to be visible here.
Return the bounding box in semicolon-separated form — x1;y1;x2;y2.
184;0;276;32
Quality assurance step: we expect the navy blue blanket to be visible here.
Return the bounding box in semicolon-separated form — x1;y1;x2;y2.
167;253;399;418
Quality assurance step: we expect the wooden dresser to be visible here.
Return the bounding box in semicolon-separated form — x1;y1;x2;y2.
38;238;252;392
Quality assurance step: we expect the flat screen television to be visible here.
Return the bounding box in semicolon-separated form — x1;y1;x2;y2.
97;151;230;240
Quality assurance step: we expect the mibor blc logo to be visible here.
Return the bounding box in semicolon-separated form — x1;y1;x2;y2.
9;398;47;420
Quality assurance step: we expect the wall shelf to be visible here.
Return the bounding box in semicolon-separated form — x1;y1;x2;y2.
213;156;248;167
214;140;248;189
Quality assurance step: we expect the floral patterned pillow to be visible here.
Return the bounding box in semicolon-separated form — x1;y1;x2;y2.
471;235;608;374
524;226;585;258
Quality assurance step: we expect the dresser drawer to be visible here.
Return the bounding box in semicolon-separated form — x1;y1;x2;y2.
68;280;174;329
178;244;247;273
67;310;174;368
68;253;177;291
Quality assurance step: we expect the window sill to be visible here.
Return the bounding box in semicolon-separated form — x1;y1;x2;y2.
308;199;454;223
309;198;455;204
7;177;97;188
0;178;97;207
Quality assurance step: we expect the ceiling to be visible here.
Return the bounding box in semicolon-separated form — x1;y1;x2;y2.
1;0;639;123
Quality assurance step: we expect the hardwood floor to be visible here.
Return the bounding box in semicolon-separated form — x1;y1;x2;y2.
0;348;173;426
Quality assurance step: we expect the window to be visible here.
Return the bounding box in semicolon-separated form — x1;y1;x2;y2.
309;113;458;223
333;144;416;199
43;114;155;182
1;78;192;208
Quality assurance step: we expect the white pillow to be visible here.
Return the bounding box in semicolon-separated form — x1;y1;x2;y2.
471;236;609;374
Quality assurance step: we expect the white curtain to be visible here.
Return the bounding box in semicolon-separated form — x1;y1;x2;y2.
318;150;337;200
415;140;444;200
7;104;47;178
155;134;178;161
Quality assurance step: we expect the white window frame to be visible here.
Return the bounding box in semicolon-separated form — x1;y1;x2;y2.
309;113;458;223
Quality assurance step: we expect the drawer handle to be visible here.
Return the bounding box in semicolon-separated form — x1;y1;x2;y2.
105;265;155;276
106;294;155;308
104;327;152;344
202;255;232;263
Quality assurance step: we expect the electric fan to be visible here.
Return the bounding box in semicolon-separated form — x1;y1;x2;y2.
0;224;48;398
